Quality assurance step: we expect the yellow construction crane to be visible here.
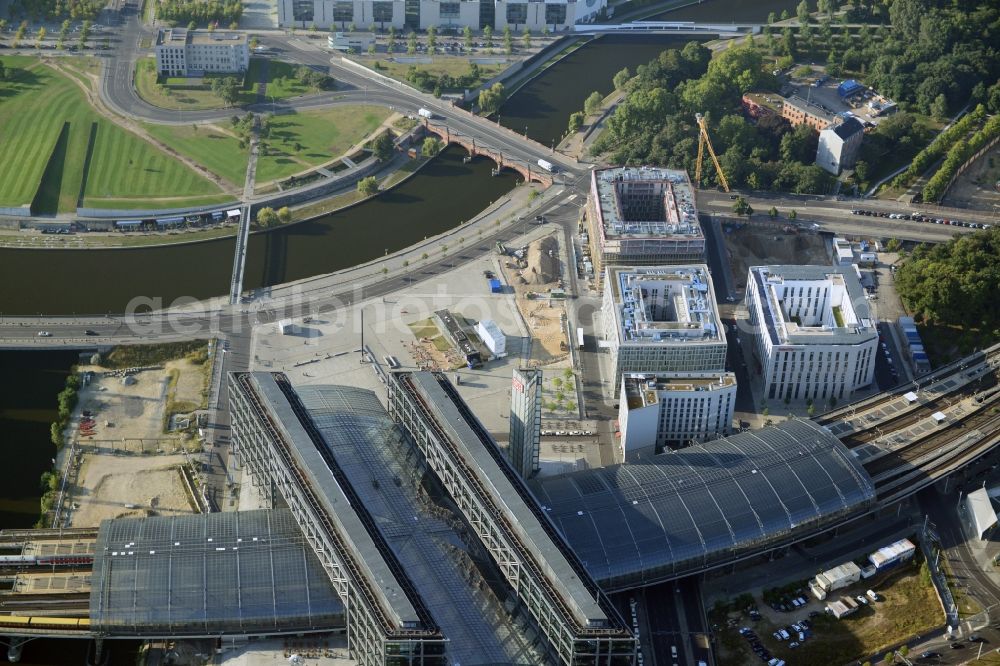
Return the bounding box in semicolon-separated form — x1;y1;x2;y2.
694;112;730;192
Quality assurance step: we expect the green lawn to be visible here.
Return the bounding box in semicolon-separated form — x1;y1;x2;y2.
143;123;249;186
0;57;223;213
135;58;255;111
363;56;506;92
250;59;316;100
255;105;391;182
82;194;236;210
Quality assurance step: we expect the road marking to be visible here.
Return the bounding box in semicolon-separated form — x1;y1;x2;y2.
567;194;578;202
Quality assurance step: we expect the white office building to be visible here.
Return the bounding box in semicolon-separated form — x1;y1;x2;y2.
278;0;602;31
154;29;249;77
586;166;705;283
602;265;727;393
618;372;736;461
746;265;878;404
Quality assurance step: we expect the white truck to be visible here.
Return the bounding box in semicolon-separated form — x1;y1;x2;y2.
418;108;434;119
537;158;556;173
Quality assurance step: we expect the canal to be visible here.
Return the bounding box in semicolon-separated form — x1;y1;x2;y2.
650;0;801;21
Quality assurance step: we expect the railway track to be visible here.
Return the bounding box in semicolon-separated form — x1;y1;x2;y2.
816;346;996;427
841;369;998;447
865;391;1000;503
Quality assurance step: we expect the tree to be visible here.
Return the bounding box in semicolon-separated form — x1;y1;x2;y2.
35;26;46;47
483;25;493;47
503;27;513;55
817;0;830;16
733;196;753;216
613;67;631;91
421;137;443;157
768;206;778;218
853;160;869;182
371;132;394;162
885;238;902;252
478;82;506;115
426;25;437;54
789;209;797;219
584;90;603;116
521;27;531;49
357;176;379;196
567;111;584;134
930;93;948;119
767;11;777;24
407;32;417;55
276;207;292;225
387;27;397;53
796;0;810;25
255;207;278;227
210;77;241;106
463;26;472;49
899;646;909;658
0;61;6;82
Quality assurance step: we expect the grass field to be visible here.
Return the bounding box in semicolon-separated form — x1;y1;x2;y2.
0;57;223;213
135;58;327;111
256;105;391;182
135;58;255;110
143;123;249;186
141;106;389;186
364;56;505;91
249;59;317;100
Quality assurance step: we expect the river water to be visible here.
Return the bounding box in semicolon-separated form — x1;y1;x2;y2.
0;147;514;315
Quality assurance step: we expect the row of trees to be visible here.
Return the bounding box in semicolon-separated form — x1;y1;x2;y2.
405;62;486;96
7;0;102;21
888;108;985;190
591;42;832;194
48;372;80;448
156;0;242;28
922;113;1000;202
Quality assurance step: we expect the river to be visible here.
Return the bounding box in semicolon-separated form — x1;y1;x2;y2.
0;147;515;315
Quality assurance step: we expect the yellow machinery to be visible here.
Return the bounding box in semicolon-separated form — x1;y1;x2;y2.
694;113;730;192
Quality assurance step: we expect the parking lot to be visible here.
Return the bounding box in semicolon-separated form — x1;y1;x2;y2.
850;208;991;230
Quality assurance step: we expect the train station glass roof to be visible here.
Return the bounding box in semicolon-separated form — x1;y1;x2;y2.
530;419;876;590
89;509;344;636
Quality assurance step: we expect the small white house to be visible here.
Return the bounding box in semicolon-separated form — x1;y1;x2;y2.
476;319;506;358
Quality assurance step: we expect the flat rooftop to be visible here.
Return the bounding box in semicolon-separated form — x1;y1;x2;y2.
623;372;737;410
244;372;431;633
607;265;725;346
592;166;701;239
750;265;875;346
401;372;626;632
157;28;247;46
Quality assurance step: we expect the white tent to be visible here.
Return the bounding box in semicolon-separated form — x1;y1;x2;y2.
966;488;998;540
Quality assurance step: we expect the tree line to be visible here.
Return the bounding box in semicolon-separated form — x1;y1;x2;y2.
156;0;243;28
7;0;102;21
922;113;1000;203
